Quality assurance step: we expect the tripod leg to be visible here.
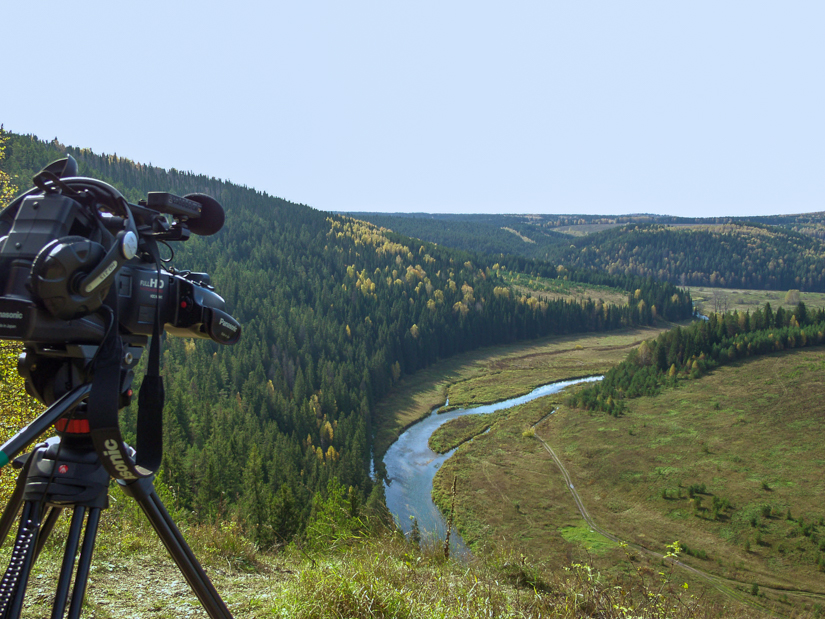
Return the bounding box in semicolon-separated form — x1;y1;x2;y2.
65;507;100;619
50;506;87;619
120;477;234;619
0;455;35;547
0;500;42;619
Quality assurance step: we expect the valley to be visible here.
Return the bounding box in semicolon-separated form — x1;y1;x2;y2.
372;324;674;464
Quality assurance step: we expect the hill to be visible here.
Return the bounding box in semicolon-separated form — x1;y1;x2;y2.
343;212;568;260
543;223;825;292
352;211;825;292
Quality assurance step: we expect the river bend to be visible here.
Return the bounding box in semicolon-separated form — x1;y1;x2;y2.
382;376;602;553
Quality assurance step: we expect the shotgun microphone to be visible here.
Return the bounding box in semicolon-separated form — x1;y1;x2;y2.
145;192;226;236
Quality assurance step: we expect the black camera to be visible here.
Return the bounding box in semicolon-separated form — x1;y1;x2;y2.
0;156;240;346
0;156;240;405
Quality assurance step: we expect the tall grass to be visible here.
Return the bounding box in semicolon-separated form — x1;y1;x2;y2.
265;536;753;619
2;480;794;618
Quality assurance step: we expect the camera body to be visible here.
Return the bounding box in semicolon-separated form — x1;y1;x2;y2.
116;264;240;344
0;189;107;343
0;162;240;350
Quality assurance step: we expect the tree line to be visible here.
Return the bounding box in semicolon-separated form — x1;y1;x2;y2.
569;301;825;415
541;223;825;292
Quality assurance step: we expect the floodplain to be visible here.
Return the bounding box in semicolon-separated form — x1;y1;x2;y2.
431;346;825;616
687;285;825;315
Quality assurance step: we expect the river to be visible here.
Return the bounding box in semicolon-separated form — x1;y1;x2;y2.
382;376;603;554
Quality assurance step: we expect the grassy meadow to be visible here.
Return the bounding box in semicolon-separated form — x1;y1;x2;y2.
687;286;825;316
501;271;630;308
442;328;655;410
431;349;825;617
428;409;508;453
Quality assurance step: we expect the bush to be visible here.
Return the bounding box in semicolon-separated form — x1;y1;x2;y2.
305;478;366;550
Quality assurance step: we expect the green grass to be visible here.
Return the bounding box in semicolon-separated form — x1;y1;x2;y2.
433;348;825;616
428;410;508;453
0;486;749;618
687;285;825;315
265;534;749;618
558;521;618;554
440;328;671;410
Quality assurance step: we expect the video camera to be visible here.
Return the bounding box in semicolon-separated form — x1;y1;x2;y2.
0;155;240;406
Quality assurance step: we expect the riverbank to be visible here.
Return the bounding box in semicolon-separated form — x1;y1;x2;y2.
372;324;679;468
383;377;601;550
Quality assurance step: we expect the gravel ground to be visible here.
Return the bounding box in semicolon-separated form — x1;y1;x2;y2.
2;534;290;618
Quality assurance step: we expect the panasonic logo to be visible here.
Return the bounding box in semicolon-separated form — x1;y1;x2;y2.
102;439;137;480
219;317;238;333
0;312;23;320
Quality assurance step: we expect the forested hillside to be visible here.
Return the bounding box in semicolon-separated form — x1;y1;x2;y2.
352;213;825;292
0;130;692;545
345;212;568;259
542;223;825;292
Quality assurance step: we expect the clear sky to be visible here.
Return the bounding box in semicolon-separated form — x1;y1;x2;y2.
3;1;823;217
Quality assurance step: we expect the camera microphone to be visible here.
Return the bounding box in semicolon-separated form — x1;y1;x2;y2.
146;193;225;236
183;194;225;236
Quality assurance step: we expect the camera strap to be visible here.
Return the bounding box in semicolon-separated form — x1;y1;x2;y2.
87;244;165;481
136;240;165;471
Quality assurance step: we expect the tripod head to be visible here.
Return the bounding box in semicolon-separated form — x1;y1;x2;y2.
18;338;144;410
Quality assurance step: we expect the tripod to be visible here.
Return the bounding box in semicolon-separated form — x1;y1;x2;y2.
0;432;233;619
0;347;235;619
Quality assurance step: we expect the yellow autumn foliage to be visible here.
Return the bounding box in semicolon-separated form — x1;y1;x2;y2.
0;343;44;502
0;132;45;502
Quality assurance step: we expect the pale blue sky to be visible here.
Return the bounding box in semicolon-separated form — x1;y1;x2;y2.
3;1;823;217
